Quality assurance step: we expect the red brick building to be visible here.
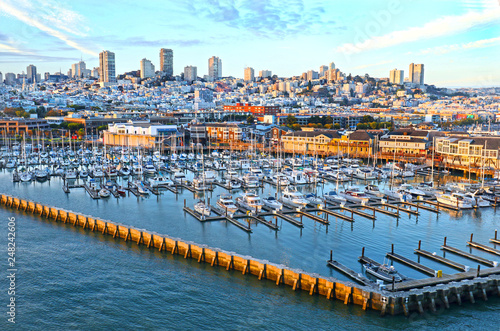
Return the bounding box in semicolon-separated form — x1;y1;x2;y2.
223;103;280;116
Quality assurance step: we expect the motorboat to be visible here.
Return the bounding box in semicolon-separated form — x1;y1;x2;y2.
228;179;241;190
400;184;426;197
364;263;403;283
65;169;78;179
304;193;324;206
340;188;370;204
194;200;211;217
286;170;308;185
20;172;32;182
119;166;131;177
436;193;473;209
364;184;385;198
280;187;309;208
353;168;378;180
242;174;260;188
464;192;490;207
383;187;413;202
144;163;156;175
148;175;173;188
249;167;264;179
191;177;210;191
34;169;49;181
215;194;238;216
324;190;347;203
236;191;263;212
262;196;283;210
99;188;111;198
171;172;187;185
224;170;239;180
271;173;290;186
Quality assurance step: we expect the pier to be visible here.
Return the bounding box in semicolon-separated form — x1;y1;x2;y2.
1;192;500;317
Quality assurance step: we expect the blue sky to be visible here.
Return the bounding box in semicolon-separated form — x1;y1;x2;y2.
0;0;499;87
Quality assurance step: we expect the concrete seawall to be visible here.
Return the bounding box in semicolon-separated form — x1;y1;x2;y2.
1;193;499;316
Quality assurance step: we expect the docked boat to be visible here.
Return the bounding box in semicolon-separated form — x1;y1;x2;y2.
194;200;211;217
383;187;413;202
304;193;324;206
171;172;187;185
270;173;290;186
353;168;378;180
192;176;210;191
236;191;263;212
324;190;347;203
464;192;490;207
20;172;32;182
436;193;473;209
286;170;308;185
281;187;309;208
364;184;385;198
215;194;238;216
99;188;111;198
119;166;131;177
363;263;403;283
262;196;283;210
242;174;260;188
400;184;426;197
340;188;370;204
149;175;173;188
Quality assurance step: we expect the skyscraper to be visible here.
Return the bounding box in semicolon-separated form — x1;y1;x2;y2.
208;56;222;80
329;62;336;70
160;48;173;76
184;66;197;82
244;67;254;82
99;50;116;83
0;72;3;84
27;64;37;83
319;65;328;77
409;63;424;85
389;69;404;85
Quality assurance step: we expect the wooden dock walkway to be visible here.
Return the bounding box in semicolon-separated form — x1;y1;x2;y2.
490;230;500;245
315;208;354;222
415;249;470;272
273;212;304;228
83;183;100;199
340;205;376;220
327;259;374;287
442;245;496;267
296;210;329;225
468;241;500;256
400;201;440;213
386;252;436;276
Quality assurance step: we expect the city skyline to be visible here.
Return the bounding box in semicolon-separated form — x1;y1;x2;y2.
0;0;499;87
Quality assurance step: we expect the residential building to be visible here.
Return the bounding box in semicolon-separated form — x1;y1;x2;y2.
205;123;242;142
99;50;116;84
0;72;2;84
140;58;155;79
184;66;197;82
104;122;179;148
208;56;222;80
409;63;424;85
259;70;272;78
319;65;328;77
160;48;173;76
0;118;49;134
389;69;404;85
307;70;318;81
244;67;254;82
5;73;15;85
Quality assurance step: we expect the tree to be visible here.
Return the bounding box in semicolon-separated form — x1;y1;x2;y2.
307;80;312;91
246;115;255;124
285;115;297;126
67;123;82;131
361;115;375;123
333;123;341;129
77;128;85;138
291;124;301;131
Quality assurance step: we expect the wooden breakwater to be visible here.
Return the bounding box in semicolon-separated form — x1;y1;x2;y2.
1;193;499;317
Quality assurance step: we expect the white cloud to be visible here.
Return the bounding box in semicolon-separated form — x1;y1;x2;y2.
0;42;28;54
0;0;96;56
337;8;500;54
416;36;500;55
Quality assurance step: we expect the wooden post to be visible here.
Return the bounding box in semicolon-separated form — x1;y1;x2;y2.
362;246;365;257
330;250;333;262
495;230;497;240
477;265;481;278
391;244;394;254
470;233;473;242
418;240;421;250
444;236;447;247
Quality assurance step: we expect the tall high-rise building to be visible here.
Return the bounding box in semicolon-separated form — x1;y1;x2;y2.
184;66;197;82
5;73;16;85
259;70;272;78
389;69;404;85
329;62;336;70
99;50;116;83
160;48;173;76
0;72;3;84
27;64;37;83
91;67;99;79
208;56;222;80
140;58;155;79
71;61;86;78
307;70;318;81
409;63;424;85
319;65;328;77
244;67;254;82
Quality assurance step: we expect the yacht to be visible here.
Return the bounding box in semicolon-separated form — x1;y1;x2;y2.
224;170;239;180
383;187;413;202
340;188;370;204
236;191;263;212
148;175;173;188
215;194;238;216
242;174;260;188
119;166;131;177
280;187;309;208
400;184;426;197
353;168;378;180
194;200;211;217
249;167;264;179
304;193;324;206
191;176;210;191
20;172;32;182
263;196;283;210
171;172;187;185
271;173;290;186
364;184;385;198
324;190;347;203
464;192;490;207
286;170;308;185
98;188;111;198
436;193;473;209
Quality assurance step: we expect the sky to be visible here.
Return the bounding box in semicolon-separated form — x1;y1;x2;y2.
0;0;499;87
